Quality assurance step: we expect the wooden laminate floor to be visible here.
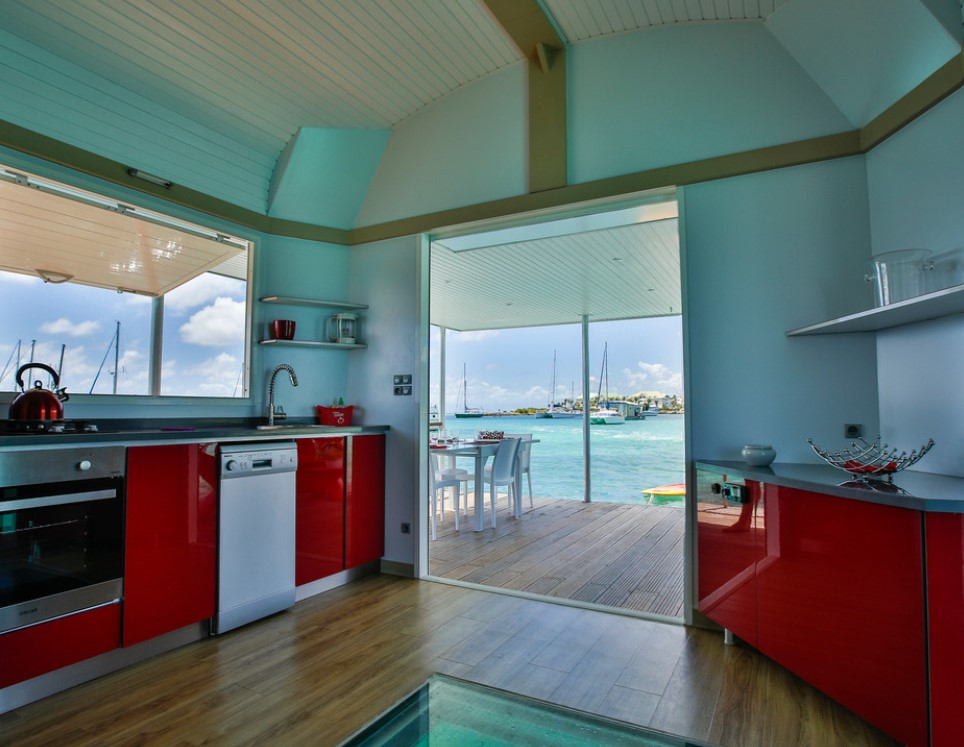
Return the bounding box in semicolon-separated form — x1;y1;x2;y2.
0;576;899;746
430;495;686;618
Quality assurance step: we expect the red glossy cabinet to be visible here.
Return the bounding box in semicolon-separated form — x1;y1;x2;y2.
695;471;763;646
925;513;964;747
0;603;120;688
696;467;929;747
345;433;386;569
296;434;386;584
755;484;927;747
296;437;346;584
124;443;217;646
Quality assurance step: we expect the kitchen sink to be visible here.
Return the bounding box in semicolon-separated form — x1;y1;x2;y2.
254;424;360;432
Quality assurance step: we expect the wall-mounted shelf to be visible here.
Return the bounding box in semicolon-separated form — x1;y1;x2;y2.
259;339;366;350
260;295;368;311
787;283;964;336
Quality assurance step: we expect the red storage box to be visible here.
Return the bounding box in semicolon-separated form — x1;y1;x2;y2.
316;405;353;426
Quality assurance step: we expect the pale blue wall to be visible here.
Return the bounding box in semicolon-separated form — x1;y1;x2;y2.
348;236;422;564
355;63;527;227
568;23;851;185
268;128;391;228
682;157;879;463
867;88;964;477
255;235;353;417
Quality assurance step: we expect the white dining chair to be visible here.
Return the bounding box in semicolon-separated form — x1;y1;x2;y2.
505;433;533;510
483;437;520;528
430;454;462;539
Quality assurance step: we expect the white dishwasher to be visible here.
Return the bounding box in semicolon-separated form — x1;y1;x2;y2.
215;441;298;634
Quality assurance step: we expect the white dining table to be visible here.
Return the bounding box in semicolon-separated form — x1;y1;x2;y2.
430;438;538;531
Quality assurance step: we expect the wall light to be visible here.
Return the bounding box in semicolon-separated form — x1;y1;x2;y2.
127;168;173;189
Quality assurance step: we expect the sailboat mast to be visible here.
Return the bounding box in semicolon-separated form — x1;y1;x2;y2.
112;320;120;394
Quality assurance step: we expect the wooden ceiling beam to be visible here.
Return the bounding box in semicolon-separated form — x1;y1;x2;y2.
483;0;567;194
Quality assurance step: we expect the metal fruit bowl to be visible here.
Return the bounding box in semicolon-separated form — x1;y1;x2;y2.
808;436;934;481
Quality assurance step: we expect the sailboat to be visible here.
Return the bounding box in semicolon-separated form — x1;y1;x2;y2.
454;362;484;418
538;350;579;418
590;342;625;425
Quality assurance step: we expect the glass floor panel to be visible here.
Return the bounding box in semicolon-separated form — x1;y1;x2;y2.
341;674;717;746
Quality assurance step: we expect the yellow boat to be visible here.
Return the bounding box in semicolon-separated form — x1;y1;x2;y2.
641;483;686;504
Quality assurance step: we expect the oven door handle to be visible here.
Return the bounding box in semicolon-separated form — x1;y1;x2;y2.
2;489;118;512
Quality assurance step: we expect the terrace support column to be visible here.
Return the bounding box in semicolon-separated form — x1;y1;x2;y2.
581;314;591;503
438;326;446;422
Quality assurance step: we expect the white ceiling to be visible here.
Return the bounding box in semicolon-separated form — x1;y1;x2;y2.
543;0;789;42
431;199;681;331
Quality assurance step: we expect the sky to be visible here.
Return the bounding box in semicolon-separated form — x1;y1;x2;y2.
0;269;247;398
430;315;683;413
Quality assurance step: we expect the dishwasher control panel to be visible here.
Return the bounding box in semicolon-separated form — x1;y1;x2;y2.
219;442;298;476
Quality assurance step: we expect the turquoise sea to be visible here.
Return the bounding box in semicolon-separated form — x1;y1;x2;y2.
443;413;685;505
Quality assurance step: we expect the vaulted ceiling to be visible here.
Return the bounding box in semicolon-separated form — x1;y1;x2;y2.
0;0;961;330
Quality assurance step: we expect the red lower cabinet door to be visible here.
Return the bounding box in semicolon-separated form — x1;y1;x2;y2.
756;485;927;747
0;603;120;688
124;444;217;646
296;437;346;584
345;434;385;569
695;470;763;646
926;513;964;747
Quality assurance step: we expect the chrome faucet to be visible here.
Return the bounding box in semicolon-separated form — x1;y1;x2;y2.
267;363;298;426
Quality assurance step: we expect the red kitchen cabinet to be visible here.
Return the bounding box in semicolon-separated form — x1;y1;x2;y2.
0;602;120;688
296;437;346;584
124;443;217;646
925;513;964;747
345;433;386;569
755;484;927;747
696;469;763;646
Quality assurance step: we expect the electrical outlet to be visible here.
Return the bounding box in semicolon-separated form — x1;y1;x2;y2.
844;423;863;439
394;386;403;395
400;522;411;534
393;374;402;385
401;385;411;395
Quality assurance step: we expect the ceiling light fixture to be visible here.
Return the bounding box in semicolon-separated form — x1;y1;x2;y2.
36;268;74;284
127;167;173;189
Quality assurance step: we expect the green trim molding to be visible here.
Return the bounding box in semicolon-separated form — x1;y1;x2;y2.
2;51;962;247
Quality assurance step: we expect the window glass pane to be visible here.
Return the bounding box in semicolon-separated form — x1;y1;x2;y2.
160;272;248;397
0;270;152;395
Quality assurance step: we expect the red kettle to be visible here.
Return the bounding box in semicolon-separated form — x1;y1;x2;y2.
9;363;69;421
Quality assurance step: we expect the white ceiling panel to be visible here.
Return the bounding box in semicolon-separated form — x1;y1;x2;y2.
431;218;681;331
0;169;246;296
542;0;790;42
0;0;523;156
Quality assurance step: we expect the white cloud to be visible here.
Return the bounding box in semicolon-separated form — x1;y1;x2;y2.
623;361;682;394
40;317;101;337
0;271;42;286
179;298;245;346
183;352;243;397
165;274;244;313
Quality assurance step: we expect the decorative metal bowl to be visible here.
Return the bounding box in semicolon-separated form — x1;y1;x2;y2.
808;436;934;482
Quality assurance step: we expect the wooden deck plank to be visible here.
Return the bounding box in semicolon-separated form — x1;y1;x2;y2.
430;497;687;618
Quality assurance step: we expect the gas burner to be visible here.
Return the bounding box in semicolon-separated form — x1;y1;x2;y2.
0;419;101;434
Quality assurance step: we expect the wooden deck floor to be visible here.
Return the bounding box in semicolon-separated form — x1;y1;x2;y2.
429;495;686;618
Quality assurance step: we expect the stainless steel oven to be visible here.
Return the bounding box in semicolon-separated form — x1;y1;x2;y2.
0;446;125;634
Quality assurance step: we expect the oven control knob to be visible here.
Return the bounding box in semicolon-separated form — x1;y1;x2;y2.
77;460;92;472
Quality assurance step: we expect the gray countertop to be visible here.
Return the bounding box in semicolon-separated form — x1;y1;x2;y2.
696;460;964;513
0;418;389;449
